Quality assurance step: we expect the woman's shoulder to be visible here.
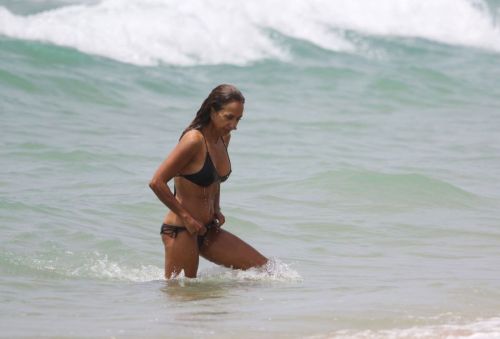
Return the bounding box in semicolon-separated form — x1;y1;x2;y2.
179;129;204;148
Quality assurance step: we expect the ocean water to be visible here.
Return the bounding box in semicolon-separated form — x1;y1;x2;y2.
1;0;500;337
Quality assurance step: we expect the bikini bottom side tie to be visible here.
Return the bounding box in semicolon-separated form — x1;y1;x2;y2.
161;221;217;248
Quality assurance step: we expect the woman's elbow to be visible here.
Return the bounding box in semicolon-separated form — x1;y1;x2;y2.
149;179;161;192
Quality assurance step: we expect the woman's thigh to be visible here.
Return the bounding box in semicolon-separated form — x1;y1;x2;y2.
200;228;267;270
162;231;199;278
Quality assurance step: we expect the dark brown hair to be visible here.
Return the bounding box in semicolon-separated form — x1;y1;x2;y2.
181;84;245;137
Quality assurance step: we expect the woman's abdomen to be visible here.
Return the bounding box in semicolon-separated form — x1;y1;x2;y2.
164;194;216;225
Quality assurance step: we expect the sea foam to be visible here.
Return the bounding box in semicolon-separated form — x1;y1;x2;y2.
1;0;499;66
315;317;500;339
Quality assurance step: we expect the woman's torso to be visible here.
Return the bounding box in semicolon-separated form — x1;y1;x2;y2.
163;130;231;226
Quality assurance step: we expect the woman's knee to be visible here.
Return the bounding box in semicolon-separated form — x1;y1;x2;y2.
252;255;268;268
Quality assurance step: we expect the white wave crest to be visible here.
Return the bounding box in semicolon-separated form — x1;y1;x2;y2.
0;0;499;65
309;317;500;339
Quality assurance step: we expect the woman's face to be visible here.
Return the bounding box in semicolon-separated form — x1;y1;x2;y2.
212;101;244;136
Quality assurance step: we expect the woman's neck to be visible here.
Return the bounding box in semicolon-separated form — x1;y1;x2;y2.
201;124;220;144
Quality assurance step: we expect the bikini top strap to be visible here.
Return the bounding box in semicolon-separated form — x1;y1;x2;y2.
220;136;231;169
220;136;228;149
199;130;210;154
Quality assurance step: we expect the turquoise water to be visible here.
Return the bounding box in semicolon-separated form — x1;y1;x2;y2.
1;0;500;337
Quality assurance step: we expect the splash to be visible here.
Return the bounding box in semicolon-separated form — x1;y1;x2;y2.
71;253;165;282
199;257;302;282
165;257;302;284
6;248;299;283
3;249;165;282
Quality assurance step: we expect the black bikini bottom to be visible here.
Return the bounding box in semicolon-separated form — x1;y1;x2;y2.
161;221;217;248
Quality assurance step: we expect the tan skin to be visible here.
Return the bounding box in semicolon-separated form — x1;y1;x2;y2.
149;101;268;279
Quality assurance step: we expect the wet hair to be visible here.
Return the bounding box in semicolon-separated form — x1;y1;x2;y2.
181;84;245;137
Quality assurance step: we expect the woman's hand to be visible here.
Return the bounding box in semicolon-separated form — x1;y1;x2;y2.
181;214;207;235
214;210;225;228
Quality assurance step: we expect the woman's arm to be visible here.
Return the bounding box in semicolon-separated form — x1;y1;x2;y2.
149;131;205;234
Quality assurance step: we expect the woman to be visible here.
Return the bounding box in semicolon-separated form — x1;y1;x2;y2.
149;84;268;279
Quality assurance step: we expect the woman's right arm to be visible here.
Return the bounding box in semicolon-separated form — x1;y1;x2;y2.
149;131;205;234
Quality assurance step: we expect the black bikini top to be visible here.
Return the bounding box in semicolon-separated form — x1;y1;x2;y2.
179;132;231;187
